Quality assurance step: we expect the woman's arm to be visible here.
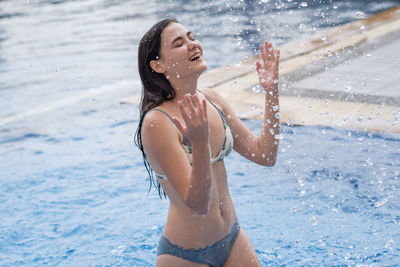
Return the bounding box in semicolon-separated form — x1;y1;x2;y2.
202;41;280;166
142;94;212;215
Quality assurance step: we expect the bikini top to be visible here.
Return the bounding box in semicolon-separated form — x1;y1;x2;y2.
148;93;234;180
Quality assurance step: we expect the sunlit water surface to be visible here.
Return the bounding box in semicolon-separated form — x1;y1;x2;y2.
1;0;400;265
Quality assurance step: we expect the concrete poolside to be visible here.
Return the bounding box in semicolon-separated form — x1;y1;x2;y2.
123;6;400;134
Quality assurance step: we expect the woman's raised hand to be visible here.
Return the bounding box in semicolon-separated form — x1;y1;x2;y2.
256;41;280;94
172;94;210;146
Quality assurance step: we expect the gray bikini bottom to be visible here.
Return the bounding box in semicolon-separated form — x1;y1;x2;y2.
157;219;240;267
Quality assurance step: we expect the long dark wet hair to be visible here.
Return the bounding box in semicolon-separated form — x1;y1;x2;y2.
134;18;178;198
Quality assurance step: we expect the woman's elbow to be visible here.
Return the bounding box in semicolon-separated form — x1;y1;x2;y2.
188;202;211;215
184;195;212;215
194;206;210;216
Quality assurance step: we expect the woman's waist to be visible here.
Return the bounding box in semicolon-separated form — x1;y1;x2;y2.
162;205;237;249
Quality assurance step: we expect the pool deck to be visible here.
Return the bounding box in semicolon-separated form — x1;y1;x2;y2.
123;6;400;134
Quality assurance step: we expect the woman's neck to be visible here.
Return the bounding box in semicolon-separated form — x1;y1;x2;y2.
168;75;199;103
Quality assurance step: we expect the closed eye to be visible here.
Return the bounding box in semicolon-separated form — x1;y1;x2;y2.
174;41;183;47
188;32;196;41
171;31;196;47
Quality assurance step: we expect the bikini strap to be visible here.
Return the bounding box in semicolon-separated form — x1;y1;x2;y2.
151;108;174;123
196;89;228;124
148;108;192;147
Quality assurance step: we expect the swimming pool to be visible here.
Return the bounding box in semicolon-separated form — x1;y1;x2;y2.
1;100;399;265
1;0;399;265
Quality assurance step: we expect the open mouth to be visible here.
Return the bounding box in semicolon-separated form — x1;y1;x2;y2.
189;54;201;61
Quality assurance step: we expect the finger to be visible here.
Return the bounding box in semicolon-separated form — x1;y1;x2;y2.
256;60;262;73
193;93;201;109
276;49;280;64
184;94;196;114
267;42;274;61
178;100;190;122
171;117;186;134
202;98;207;119
260;44;267;63
265;41;270;55
189;94;197;108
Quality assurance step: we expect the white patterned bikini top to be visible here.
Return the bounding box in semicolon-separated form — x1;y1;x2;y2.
150;93;234;180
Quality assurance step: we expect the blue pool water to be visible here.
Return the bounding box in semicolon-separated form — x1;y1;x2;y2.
1;0;400;266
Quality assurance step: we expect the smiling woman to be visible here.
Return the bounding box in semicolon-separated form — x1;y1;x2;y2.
135;18;280;267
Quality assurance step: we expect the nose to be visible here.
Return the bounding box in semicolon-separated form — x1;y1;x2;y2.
188;39;197;51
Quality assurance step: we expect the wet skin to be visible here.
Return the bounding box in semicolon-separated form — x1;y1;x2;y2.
142;22;280;266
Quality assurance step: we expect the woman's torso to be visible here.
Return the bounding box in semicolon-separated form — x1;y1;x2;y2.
148;92;237;249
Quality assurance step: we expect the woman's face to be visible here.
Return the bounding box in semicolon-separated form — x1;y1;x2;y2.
156;22;207;79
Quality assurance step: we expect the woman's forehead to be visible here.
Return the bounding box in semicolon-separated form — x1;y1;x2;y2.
162;23;188;42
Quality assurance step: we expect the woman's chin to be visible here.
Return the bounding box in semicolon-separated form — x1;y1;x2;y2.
187;62;207;77
197;62;208;73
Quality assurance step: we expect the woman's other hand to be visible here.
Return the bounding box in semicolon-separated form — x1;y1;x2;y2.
172;94;210;146
256;41;280;94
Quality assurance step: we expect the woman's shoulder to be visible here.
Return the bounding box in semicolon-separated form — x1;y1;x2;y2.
141;108;178;143
199;87;218;98
198;87;228;110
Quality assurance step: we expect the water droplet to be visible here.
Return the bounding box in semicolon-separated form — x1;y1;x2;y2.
274;134;281;140
355;11;366;18
269;128;275;135
273;79;279;84
261;154;266;158
272;105;279;111
298;177;306;186
261;0;269;3
150;123;154;127
252;84;262;93
360;24;365;30
176;74;180;79
333;5;338;9
286;118;295;126
375;198;388;207
299;1;308;8
251;153;255;157
344;84;351;92
299;23;306;30
320;35;327;41
366;52;371;57
385;239;395;250
275;113;281;119
310;215;318;225
299;189;306;197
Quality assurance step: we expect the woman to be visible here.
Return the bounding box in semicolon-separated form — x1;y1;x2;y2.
135;18;280;267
